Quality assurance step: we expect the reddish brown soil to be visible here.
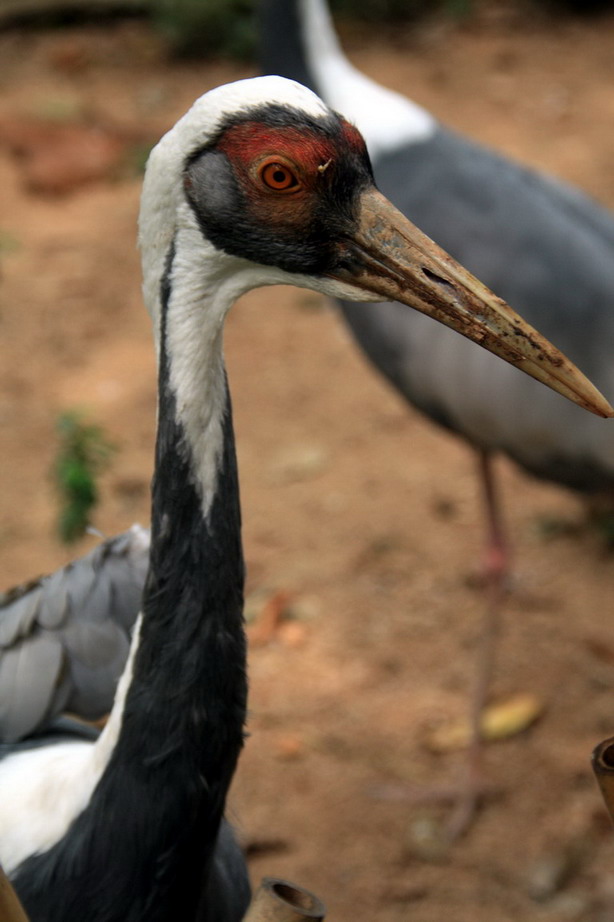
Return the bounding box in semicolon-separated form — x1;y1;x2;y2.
2;7;614;920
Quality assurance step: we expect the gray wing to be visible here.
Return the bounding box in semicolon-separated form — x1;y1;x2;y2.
259;0;614;494
338;128;614;492
0;525;150;743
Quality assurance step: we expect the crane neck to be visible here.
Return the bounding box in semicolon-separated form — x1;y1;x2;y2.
258;0;435;158
95;233;247;915
15;233;248;921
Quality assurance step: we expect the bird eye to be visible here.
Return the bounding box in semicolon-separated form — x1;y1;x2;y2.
258;159;301;193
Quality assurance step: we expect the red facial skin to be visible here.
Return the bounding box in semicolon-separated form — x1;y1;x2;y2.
213;117;368;230
216;118;366;178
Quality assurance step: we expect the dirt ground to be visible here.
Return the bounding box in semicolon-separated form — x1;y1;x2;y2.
3;5;614;920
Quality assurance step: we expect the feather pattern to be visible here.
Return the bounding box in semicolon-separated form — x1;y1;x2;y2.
0;526;150;742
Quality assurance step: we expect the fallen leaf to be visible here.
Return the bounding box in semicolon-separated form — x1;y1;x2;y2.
481;692;544;740
246;589;293;647
424;693;544;752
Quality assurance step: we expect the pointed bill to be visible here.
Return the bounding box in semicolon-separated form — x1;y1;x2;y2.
327;188;613;419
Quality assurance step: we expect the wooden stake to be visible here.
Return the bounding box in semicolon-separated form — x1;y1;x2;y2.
592;736;614;826
243;878;326;922
0;866;29;922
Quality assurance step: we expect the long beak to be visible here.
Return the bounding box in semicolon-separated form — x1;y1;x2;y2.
327;188;613;418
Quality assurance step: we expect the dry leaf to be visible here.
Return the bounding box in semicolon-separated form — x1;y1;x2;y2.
425;693;544;752
246;590;293;647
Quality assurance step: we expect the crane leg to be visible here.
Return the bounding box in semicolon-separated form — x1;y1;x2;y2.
371;451;510;844
477;448;510;590
445;449;509;839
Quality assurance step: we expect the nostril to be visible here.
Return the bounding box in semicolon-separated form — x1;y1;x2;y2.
422;267;455;294
422;267;465;308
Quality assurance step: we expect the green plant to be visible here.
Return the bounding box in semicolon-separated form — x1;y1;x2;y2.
53;411;116;543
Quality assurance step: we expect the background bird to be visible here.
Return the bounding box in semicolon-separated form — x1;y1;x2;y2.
258;0;614;834
0;525;149;743
258;0;614;505
0;73;604;920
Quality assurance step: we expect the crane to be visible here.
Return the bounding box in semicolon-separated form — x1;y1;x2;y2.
0;76;607;919
258;0;614;834
0;525;150;743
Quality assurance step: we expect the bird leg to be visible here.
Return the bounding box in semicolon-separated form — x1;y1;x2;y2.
384;562;505;845
477;449;511;590
444;449;510;840
370;451;510;843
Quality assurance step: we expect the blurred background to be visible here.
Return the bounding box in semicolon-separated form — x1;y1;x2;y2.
2;1;614;919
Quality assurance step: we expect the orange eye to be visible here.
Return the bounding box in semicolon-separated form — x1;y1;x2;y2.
259;159;301;192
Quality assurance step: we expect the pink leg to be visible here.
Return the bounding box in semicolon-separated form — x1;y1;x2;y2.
446;449;510;839
371;451;511;842
478;449;510;589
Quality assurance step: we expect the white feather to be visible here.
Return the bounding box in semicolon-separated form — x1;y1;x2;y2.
0;617;142;875
299;0;435;157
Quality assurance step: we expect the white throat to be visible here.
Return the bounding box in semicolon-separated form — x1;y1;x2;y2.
162;204;237;515
299;0;435;158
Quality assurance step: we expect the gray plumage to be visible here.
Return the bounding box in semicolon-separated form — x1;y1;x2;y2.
340;132;614;491
259;0;614;495
0;525;149;743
